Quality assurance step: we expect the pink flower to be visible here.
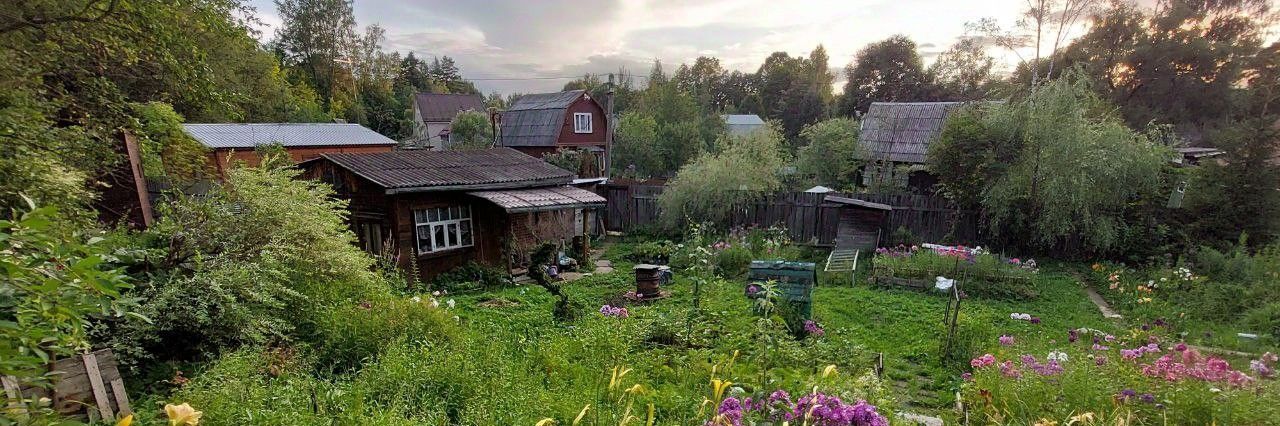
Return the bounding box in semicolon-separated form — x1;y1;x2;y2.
999;335;1015;346
970;353;996;368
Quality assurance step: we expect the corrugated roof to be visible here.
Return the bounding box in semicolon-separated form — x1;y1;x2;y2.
183;123;398;149
498;90;587;147
722;114;765;125
858;102;964;164
413;93;486;123
825;195;892;211
468;186;606;213
317;147;573;193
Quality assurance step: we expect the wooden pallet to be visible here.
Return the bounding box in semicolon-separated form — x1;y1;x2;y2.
2;349;131;422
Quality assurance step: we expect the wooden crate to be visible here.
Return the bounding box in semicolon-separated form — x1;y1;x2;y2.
2;349;132;422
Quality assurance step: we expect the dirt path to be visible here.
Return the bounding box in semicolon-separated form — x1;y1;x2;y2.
1084;287;1123;320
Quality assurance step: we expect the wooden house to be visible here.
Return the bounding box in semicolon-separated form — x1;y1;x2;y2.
857;102;967;192
498;90;607;175
409;93;486;150
300;147;605;280
183;123;397;178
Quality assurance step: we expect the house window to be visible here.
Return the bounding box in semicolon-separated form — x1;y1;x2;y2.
413;205;474;253
573;112;593;133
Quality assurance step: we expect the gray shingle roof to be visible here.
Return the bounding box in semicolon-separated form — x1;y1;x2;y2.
413;93;486;123
317;147;573;193
858;102;964;164
722;114;765;126
183;123;398;149
498;90;587;147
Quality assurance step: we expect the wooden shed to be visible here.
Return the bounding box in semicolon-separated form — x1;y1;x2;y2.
300;147;605;280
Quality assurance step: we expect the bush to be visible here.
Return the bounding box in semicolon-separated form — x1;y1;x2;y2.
102;164;391;370
1243;303;1280;339
629;240;676;264
429;262;510;293
657;124;790;229
713;245;753;278
310;297;460;373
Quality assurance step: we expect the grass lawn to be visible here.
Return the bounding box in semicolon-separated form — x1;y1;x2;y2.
450;240;1119;420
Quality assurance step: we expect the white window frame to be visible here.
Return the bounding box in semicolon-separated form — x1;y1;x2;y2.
413;205;474;254
573;112;593;133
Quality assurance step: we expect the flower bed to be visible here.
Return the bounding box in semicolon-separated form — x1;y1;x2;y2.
870;245;1038;299
961;321;1280;424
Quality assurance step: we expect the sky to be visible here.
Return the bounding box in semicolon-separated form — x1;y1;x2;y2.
239;0;1254;95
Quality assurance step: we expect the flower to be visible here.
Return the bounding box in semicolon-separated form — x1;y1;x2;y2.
446;299;456;309
432;291;441;297
1068;329;1079;343
999;335;1015;346
165;403;202;426
1000;360;1022;378
598;304;629;318
1047;351;1069;363
961;372;972;381
1030;317;1041;324
803;320;825;337
971;353;996;368
1095;356;1107;366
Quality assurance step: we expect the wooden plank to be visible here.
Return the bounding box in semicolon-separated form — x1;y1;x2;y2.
109;379;131;416
2;375;24;415
81;353;114;420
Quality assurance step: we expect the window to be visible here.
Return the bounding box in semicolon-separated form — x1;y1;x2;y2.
413;205;474;253
573;112;593;133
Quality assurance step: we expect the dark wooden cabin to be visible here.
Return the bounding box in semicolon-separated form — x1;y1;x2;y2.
301;147;605;280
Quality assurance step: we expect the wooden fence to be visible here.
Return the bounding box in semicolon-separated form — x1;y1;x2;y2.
600;183;979;246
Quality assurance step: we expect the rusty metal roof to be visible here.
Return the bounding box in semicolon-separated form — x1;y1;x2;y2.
317;147;573;193
183;123;398;149
468;185;606;213
859;102;964;164
413;93;486;123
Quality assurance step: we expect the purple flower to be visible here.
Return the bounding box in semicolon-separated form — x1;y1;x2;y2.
961;372;972;381
999;335;1015;346
1139;393;1156;403
1068;329;1079;343
1096;356;1108;366
804;320;825;337
1030;316;1041;324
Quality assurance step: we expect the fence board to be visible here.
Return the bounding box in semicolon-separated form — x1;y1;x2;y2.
599;184;978;246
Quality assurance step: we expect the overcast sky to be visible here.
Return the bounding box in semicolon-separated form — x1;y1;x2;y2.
240;0;1178;95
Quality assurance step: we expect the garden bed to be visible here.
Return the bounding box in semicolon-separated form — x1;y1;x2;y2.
869;245;1039;299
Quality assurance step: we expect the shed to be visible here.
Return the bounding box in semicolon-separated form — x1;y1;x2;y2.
300;147;605;280
183;123;397;177
825;195;890;251
722;114;766;136
858;102;965;164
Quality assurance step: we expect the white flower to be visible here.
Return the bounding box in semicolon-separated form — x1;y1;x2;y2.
1048;351;1069;363
411;296;421;303
446;299;456;309
430;299;440;308
1210;387;1222;393
453;315;460;322
432;291;442;297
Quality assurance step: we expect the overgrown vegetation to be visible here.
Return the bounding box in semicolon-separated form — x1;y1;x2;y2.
657;124;791;228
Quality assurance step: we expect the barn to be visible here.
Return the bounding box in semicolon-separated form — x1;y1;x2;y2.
498;90;608;176
300;147;605;280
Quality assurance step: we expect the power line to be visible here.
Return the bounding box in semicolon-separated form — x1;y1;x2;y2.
462;74;650;81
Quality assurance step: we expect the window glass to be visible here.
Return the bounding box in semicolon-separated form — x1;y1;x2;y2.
416;225;431;253
427;208;438;222
460;221;472;246
433;225;445;251
447;223;459;246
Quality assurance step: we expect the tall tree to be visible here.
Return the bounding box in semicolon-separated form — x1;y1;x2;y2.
928;37;999;101
273;0;358;109
839;35;932;115
756;47;828;142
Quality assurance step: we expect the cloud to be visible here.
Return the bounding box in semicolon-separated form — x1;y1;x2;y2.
247;0;1071;94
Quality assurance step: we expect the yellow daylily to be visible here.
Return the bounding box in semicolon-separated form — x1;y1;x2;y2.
710;378;733;402
1067;412;1095;425
115;415;134;426
535;419;557;426
609;366;633;391
822;364;838;378
572;404;590;425
165;403;202;426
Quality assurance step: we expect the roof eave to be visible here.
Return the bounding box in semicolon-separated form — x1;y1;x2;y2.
383;176;573;195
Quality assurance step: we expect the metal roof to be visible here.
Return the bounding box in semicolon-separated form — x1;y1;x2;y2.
316;147;573;193
825;195;893;211
468;185;606;213
413;93;486;123
858;102;965;164
498;90;588;147
722;114;765;125
183;123;398;149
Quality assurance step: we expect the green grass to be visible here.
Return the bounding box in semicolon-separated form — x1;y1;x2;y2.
163;240;1279;425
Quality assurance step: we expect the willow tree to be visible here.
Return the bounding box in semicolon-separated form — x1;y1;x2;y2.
658;124;791;228
981;74;1171;254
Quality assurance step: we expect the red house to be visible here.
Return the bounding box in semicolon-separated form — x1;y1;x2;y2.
498;90;607;175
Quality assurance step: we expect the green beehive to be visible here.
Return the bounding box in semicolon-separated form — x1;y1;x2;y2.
747;260;816;319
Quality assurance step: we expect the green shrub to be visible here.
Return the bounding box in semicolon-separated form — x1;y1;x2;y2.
428;261;510;293
714;246;753;278
629;240;676;264
1242;303;1280;339
102;164;391;370
310;297;461;373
